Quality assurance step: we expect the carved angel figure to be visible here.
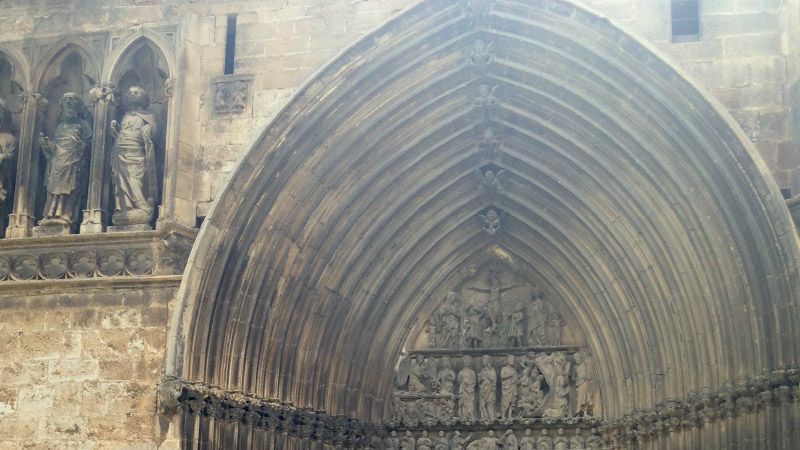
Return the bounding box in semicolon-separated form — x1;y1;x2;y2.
110;86;158;226
474;168;507;202
478;209;504;236
39;93;92;227
469;40;494;72
473;84;499;118
478;128;500;160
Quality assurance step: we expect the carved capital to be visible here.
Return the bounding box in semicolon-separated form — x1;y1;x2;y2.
19;91;48;112
164;78;175;97
89;84;117;104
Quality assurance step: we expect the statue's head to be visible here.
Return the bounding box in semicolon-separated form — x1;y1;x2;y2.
0;98;11;131
123;85;150;110
59;93;85;123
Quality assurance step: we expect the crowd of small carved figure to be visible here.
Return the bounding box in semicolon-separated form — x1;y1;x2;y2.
384;427;603;450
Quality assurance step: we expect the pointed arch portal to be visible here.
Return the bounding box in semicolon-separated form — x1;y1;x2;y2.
167;0;800;448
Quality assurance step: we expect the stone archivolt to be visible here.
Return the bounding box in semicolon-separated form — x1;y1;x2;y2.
167;0;800;447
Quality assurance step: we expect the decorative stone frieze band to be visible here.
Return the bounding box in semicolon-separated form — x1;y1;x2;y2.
163;368;800;448
0;223;195;282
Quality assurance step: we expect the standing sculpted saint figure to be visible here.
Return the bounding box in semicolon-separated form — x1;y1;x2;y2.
110;86;158;226
0;99;17;235
499;355;517;418
40;93;92;228
478;355;496;420
457;355;477;420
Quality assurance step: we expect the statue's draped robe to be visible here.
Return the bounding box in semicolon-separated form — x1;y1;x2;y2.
111;111;156;214
43;120;91;222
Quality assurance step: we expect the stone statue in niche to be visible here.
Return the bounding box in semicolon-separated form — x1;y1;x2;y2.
477;355;496;420
0;99;17;237
499;355;517;419
39;93;92;230
474;168;507;203
519;429;536;450
110;86;158;228
457;355;477;420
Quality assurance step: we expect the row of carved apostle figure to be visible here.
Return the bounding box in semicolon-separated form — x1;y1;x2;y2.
385;427;602;450
394;352;596;423
0;85;159;236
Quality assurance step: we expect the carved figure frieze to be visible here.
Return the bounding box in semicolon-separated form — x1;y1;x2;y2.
211;75;253;115
391;261;599;426
38;93;92;233
110;86;158;228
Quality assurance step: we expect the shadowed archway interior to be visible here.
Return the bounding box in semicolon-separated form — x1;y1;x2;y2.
171;0;800;429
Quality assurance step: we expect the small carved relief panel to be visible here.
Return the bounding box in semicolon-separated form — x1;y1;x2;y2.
211;74;253;116
391;260;600;427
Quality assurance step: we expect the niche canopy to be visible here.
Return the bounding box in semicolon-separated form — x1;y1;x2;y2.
172;0;799;435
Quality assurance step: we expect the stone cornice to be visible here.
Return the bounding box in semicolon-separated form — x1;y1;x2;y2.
161;368;800;447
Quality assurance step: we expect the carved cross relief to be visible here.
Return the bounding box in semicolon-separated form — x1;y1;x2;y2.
390;259;601;435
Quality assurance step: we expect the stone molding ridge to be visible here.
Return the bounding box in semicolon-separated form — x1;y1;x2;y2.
0;223;196;282
597;368;800;446
162;368;800;448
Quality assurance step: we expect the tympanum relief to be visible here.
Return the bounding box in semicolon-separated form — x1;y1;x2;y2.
391;261;600;431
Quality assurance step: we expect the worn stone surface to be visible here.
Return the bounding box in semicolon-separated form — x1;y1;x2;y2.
0;0;799;449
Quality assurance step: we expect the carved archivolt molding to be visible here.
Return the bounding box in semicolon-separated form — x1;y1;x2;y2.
164;368;800;448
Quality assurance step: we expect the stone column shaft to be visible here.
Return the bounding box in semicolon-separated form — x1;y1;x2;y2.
81;84;116;234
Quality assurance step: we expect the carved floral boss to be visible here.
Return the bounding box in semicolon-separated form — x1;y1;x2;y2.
0;249;154;281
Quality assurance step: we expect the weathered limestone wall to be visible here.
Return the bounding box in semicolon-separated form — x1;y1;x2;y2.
0;286;177;448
